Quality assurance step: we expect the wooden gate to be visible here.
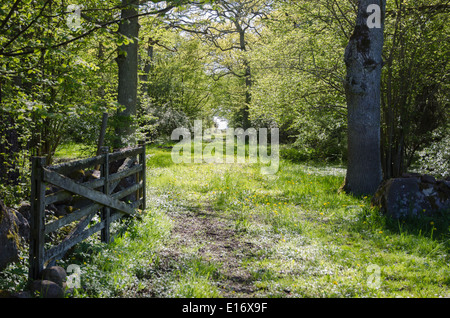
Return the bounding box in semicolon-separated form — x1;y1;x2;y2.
28;144;146;280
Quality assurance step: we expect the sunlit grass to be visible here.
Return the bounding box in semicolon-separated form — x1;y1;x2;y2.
143;143;450;298
3;141;447;298
54;142;96;160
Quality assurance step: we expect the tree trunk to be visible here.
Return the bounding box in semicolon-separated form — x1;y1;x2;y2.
139;37;154;88
343;0;385;196
239;27;251;130
115;0;140;148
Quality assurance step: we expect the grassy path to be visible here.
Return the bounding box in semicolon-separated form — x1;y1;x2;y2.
2;143;448;297
124;145;450;298
24;144;447;298
164;205;261;297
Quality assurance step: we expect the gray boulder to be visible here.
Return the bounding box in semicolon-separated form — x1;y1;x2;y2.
372;174;450;219
17;201;31;223
40;266;67;288
0;200;29;270
30;280;64;298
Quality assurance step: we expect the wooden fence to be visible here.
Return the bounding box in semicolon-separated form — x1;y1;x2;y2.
28;144;146;281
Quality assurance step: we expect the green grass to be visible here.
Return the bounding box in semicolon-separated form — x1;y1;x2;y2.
1;141;449;298
53;142;96;161
140;143;450;298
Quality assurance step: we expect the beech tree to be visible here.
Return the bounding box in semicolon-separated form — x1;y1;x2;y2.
342;0;385;196
115;0;140;147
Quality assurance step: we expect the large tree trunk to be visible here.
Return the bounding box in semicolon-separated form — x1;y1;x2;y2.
237;27;251;130
343;0;385;196
115;0;140;148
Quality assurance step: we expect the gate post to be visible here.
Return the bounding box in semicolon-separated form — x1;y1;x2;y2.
139;141;146;211
29;156;47;281
100;147;110;243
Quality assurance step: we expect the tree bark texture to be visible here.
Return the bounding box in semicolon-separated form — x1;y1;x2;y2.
116;0;140;147
343;0;385;196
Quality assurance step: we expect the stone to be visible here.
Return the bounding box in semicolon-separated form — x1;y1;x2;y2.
40;266;67;287
68;169;85;182
17;201;31;223
11;290;32;298
372;175;450;219
31;280;64;298
0;200;29;270
13;209;30;242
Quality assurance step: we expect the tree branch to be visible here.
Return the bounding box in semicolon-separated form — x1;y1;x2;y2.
0;0;52;52
0;3;176;57
0;0;22;32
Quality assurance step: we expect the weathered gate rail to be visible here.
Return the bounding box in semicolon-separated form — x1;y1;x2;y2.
28;144;146;280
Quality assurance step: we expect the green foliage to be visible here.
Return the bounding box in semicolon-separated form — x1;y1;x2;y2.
2;142;450;297
381;0;450;177
414;130;450;178
249;0;350;161
0;0;122;202
137;22;214;139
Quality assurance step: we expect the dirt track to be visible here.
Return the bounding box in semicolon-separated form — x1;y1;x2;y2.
161;207;266;297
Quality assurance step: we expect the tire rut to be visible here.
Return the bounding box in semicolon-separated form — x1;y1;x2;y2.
166;208;263;298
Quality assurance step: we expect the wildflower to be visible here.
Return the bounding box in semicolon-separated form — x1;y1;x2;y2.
379;231;383;234
333;281;338;285
320;212;324;215
430;221;434;225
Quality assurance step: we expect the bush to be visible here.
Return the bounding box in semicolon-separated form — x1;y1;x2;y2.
413;132;450;178
279;145;311;163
